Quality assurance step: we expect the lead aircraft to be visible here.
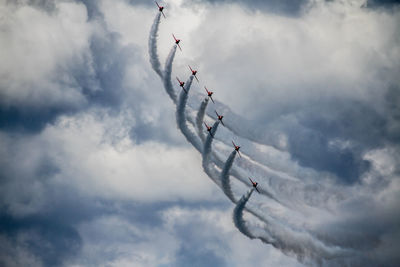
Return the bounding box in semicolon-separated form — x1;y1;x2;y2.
155;1;166;18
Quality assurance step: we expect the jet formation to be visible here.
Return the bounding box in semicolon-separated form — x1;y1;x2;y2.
155;2;262;193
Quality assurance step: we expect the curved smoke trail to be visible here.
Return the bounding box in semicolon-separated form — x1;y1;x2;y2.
149;13;163;78
187;93;285;150
234;190;350;265
233;189;256;238
163;45;178;104
176;75;203;152
202;120;220;163
221;150;237;203
196;97;209;143
201;120;221;183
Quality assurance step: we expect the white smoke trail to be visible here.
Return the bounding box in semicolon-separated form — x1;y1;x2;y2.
187;93;284;150
176;75;203;152
163;45;178;104
234;190;350;265
202;120;220;163
201;120;222;183
233;189;256;238
221;150;237;203
148;13;163;78
196;97;209;143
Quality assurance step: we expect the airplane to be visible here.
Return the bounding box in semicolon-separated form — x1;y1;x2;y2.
249;177;260;193
155;1;166;18
204;86;215;103
232;141;241;157
172;34;182;51
176;77;187;93
204;122;214;137
188;65;199;82
215;110;225;126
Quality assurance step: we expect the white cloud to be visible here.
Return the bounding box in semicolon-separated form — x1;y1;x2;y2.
0;108;222;213
0;1;94;108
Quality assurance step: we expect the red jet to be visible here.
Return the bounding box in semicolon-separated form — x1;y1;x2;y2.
155;1;166;18
172;34;182;51
188;65;199;82
204;87;214;103
249;177;260;193
176;77;187;93
232;141;241;157
204;122;214;137
215;110;225;126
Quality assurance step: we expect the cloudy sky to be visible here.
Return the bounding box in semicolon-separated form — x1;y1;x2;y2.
0;0;399;266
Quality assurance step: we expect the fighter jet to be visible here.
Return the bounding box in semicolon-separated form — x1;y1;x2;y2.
232;141;241;157
176;77;187;93
155;1;166;18
249;177;260;193
204;122;214;137
188;65;199;82
204;86;214;103
172;34;182;51
215;110;225;126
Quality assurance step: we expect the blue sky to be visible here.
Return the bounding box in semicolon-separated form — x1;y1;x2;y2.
0;0;399;266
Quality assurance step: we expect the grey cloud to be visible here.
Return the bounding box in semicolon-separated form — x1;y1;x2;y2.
366;0;400;7
186;0;309;15
0;0;141;133
0;212;82;267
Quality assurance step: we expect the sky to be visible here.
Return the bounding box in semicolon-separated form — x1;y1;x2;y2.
0;0;399;266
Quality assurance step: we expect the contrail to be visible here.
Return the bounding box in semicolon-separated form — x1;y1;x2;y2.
201;120;221;184
196;97;209;143
148;13;163;78
163;45;178;104
221;150;237;203
186;92;285;150
234;191;350;265
233;189;256;238
202;121;220;163
176;75;203;152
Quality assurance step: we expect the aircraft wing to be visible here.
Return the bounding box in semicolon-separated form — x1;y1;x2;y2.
255;187;260;193
177;43;182;51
